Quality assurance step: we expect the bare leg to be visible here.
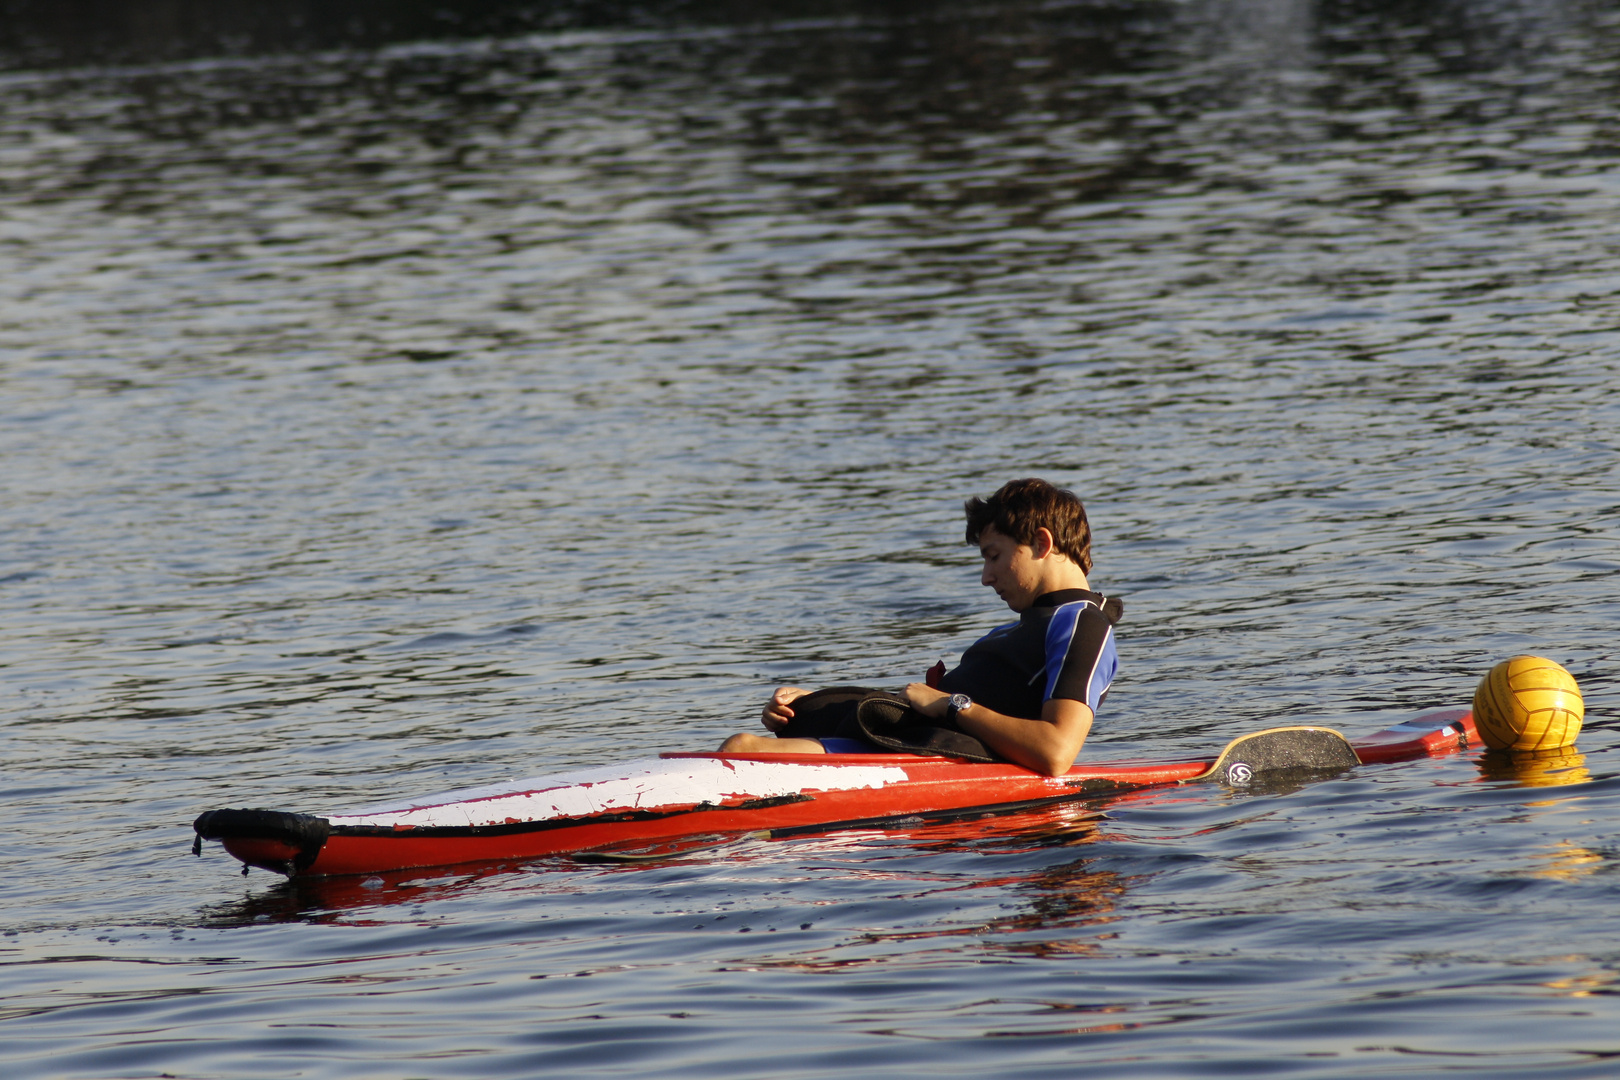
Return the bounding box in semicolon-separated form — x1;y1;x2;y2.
718;733;828;755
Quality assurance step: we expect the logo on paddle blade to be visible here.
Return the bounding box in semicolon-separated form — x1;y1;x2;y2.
1226;762;1254;785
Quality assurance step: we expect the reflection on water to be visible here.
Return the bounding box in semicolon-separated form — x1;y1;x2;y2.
4;0;1620;1076
1477;746;1592;788
1524;839;1605;883
0;0;874;70
198;859;536;926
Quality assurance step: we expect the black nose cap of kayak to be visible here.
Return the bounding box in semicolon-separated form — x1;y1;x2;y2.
193;808;332;872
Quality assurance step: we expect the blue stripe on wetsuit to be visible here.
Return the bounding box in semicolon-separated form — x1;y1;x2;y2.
1043;601;1118;711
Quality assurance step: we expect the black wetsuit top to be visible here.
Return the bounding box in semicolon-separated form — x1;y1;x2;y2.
937;589;1120;721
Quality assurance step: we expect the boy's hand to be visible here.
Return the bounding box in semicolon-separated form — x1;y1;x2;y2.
902;683;949;718
762;686;810;731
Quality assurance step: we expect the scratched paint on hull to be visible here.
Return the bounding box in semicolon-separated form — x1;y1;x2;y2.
326;757;914;829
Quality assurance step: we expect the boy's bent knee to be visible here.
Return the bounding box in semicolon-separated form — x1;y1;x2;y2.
719;733;828;755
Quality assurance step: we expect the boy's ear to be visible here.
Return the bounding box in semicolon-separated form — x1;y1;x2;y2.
1032;527;1056;559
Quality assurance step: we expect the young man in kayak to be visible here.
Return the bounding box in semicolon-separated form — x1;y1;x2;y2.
719;478;1119;776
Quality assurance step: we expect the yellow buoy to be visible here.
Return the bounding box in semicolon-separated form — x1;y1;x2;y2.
1472;656;1584;751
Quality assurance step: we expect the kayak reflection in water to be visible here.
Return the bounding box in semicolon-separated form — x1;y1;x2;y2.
718;478;1120;777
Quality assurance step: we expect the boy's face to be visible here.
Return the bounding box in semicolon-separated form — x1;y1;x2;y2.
978;526;1043;612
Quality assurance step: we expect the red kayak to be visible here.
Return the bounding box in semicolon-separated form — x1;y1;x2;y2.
194;708;1476;878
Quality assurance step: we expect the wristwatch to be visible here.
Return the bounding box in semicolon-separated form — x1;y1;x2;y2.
944;693;972;723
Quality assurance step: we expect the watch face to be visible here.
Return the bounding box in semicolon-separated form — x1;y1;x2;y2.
949;694;971;711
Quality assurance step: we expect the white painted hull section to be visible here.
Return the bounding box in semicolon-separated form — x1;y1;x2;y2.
327;756;914;830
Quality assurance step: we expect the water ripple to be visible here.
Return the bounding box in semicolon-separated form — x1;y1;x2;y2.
4;1;1620;1076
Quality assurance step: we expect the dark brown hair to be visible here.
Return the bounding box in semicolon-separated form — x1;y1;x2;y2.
964;478;1093;573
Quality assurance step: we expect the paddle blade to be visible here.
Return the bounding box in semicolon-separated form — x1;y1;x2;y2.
1186;726;1361;787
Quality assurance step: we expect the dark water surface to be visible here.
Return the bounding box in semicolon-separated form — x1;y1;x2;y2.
4;0;1620;1075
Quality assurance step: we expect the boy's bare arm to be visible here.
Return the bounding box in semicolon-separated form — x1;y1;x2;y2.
902;684;1093;777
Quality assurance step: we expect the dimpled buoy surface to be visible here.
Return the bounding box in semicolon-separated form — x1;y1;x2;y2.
1473;656;1584;752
